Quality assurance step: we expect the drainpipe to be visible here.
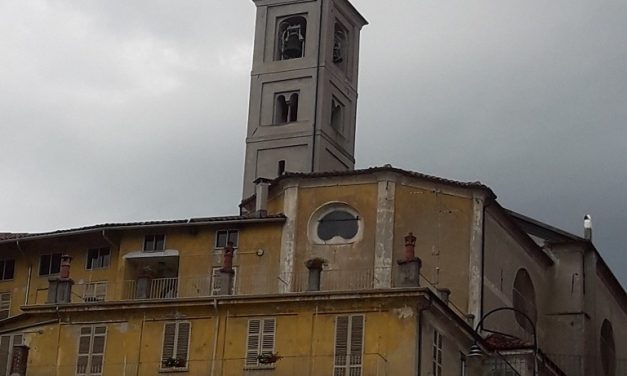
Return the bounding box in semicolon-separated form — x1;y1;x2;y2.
416;299;432;376
210;299;220;376
16;239;32;306
101;230;116;248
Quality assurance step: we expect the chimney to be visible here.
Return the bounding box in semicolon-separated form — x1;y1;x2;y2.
584;214;592;240
253;177;272;217
46;254;74;304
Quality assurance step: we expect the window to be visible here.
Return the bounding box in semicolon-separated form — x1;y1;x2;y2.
276;16;307;60
86;248;110;270
310;204;362;245
331;97;345;133
39;253;62;276
211;267;237;295
76;326;106;376
144;234;165;252
0;293;10;319
245;318;276;368
0;333;22;376
432;329;443;376
512;268;537;334
274;92;299;124
83;282;107;302
600;320;616;376
0;260;14;281
215;230;239;249
277;160;286;176
334;315;364;376
333;22;348;69
161;322;191;371
318;210;359;241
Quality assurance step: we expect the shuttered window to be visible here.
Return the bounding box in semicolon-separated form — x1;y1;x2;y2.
76;326;106;376
161;322;191;370
0;294;10;320
0;334;22;376
245;318;276;368
432;329;443;376
334;315;364;376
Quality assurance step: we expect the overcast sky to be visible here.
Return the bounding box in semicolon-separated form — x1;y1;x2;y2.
1;0;626;286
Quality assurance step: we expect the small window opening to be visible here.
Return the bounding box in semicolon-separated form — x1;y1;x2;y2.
331;97;344;132
278;160;286;175
333;23;348;66
277;16;306;60
274;92;299;124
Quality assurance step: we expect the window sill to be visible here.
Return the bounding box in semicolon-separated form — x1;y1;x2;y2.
159;367;188;373
243;365;276;371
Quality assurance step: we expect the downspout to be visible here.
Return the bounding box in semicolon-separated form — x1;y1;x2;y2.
416;299;432;376
135;312;146;376
210;299;220;376
16;238;32;306
310;0;325;172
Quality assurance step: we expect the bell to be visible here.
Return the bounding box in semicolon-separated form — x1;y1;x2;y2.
282;26;303;59
283;35;302;59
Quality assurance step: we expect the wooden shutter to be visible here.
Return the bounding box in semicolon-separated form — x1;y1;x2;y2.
162;323;176;362
245;319;261;366
175;323;191;367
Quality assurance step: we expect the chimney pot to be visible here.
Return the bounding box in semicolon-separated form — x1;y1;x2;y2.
584;214;592;241
253;177;272;217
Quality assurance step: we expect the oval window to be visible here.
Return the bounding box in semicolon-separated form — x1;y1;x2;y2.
309;203;362;244
318;210;359;241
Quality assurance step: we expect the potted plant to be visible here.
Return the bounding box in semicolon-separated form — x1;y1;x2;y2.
162;356;185;368
257;352;282;364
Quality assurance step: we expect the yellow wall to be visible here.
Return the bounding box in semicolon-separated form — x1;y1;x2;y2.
394;183;473;310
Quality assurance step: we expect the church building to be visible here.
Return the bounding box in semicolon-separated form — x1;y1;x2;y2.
0;1;625;375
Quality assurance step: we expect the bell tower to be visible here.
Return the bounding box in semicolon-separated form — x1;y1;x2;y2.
242;0;368;197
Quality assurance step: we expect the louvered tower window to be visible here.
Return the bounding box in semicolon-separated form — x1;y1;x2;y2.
245;318;276;368
334;315;364;376
76;326;106;376
161;322;191;370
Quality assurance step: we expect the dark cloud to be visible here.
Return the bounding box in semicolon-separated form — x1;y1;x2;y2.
1;0;625;286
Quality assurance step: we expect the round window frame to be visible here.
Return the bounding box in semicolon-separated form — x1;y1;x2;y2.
308;202;363;245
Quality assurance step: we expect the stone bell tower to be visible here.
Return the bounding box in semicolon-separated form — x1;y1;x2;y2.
242;0;368;197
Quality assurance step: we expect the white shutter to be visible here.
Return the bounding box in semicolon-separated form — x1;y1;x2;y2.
162;322;191;369
334;315;363;376
76;326;106;376
260;319;276;356
245;319;261;366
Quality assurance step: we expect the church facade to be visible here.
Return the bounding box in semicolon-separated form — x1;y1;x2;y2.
0;1;625;375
